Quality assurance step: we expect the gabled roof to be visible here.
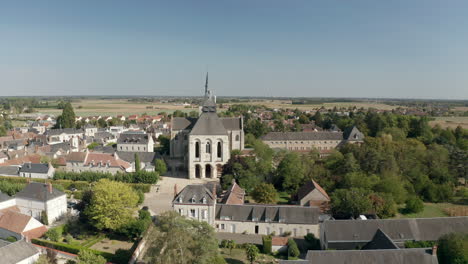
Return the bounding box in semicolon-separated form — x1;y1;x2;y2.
0;166;19;177
190;112;228;136
322;217;468;243
296;180;330;201
362;229;399;250
117;133;150;144
66;151;88;162
216;204;320;224
173;184;216;205
343;126;365;141
262;131;344;141
15;182;65;202
46;128;83;136
0;239;40;264
221;180;245;205
0;209;34;233
18;163;50;174
279;248;439;264
116;152;158;163
83;153;130;169
220;117;242;131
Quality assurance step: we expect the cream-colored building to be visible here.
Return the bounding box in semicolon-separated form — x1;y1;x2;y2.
170;74;244;179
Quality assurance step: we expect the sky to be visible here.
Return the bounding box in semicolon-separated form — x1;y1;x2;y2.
0;0;467;99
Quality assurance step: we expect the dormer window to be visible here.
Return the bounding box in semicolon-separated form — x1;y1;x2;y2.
178;196;183;203
190;197;196;203
202;197;207;204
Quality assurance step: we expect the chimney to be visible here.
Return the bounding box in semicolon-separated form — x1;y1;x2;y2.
174;184;178;198
212;183;217;198
432;245;438;256
48;182;53;194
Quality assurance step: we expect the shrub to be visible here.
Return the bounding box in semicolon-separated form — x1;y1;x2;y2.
41;210;49;225
6;236;17;242
262;235;272;254
405;196;424;214
154;159;167;175
304;233;320;250
46;227;63;242
287;238;300;259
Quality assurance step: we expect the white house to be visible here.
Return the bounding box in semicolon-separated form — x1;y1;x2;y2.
18;163;55;179
0;239;41;264
15;182;67;224
117;132;154;152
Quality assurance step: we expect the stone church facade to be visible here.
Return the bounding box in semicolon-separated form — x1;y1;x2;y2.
170;75;244;179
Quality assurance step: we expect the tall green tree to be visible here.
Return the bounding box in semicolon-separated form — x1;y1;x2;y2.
276;152;305;193
437;233;468;264
146;211;222;264
56;102;76;129
251;183;277;204
134;153;141;172
331;188;372;218
84;179;139;231
154;159;167;175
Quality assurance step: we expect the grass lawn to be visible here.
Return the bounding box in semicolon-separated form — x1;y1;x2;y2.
220;248;277;264
393;203;467;219
90;238;134;253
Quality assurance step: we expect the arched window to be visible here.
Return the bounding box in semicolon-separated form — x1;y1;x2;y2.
206;141;211;153
235;134;240;141
195;142;200;158
217;142;222;158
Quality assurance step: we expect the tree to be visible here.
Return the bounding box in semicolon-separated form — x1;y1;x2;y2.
245;119;270;138
146;211;222;264
55;102;75;129
84;179;139;231
276;152;305;193
251;183;277;204
154;159;167;175
405;196;424;214
41;210;49;225
437;233;468;264
244;243;259;264
287;238;300;259
331;188;372;219
157;135;170;154
134;153;141;172
313;111;323;127
76;250;106;264
226;239;236;255
45;227;62;242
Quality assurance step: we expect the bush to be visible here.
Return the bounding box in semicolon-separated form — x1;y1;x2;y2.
6;236;17;242
404;240;436;248
287;238;300;259
31;239;115;261
262;235;272;254
41;210;49;225
154;159;167;175
405;196;424;214
304;233;320;250
46;227;63;242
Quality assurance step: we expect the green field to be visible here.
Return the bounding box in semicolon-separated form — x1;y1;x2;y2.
393;202;468;219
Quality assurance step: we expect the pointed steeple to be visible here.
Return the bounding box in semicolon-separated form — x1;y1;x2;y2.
204;72;209;98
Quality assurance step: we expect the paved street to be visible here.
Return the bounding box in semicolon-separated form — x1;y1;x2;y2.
142;176;218;215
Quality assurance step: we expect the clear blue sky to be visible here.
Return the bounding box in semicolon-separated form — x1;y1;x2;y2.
0;0;467;99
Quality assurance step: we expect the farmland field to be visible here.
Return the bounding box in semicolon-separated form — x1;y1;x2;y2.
429;116;468;129
32;98;403;117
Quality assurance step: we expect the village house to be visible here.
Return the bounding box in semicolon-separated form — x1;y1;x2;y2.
45;128;84;151
0;208;48;240
0;238;41;264
15;182;67;224
115;151;158;172
65;151;131;174
18;163;55;179
173;182;323;238
261;126;364;156
294;180;330;210
117;132;154;153
320;216;468;250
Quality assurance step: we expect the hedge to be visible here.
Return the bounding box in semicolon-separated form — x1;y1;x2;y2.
262;235;272;254
54;171;159;184
32;238;114;260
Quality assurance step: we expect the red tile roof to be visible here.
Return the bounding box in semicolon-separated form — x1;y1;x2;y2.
84;153;130;169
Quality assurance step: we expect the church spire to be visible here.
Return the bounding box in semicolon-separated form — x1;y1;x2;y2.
204;72;209;98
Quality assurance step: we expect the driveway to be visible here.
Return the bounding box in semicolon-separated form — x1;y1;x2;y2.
142;176;218;215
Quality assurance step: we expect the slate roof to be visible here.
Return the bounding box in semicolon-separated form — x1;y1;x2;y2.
261;131;344;141
0;239;40;264
116;151;158;163
117;133;150;144
0;166;19;177
0;192;13;202
15;182;65;202
173;184;216;205
190;112;228;135
343;126;365;141
49;142;72;153
279;248;439;264
46;128;83;136
322;217;468;244
18;163;50;174
220;117;242;130
362;229;399;250
215;204;321;224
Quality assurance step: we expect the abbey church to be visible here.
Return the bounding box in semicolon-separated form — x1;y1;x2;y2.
170;74;244;179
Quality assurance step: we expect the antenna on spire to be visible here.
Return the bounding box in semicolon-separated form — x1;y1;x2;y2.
204;72;209;98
